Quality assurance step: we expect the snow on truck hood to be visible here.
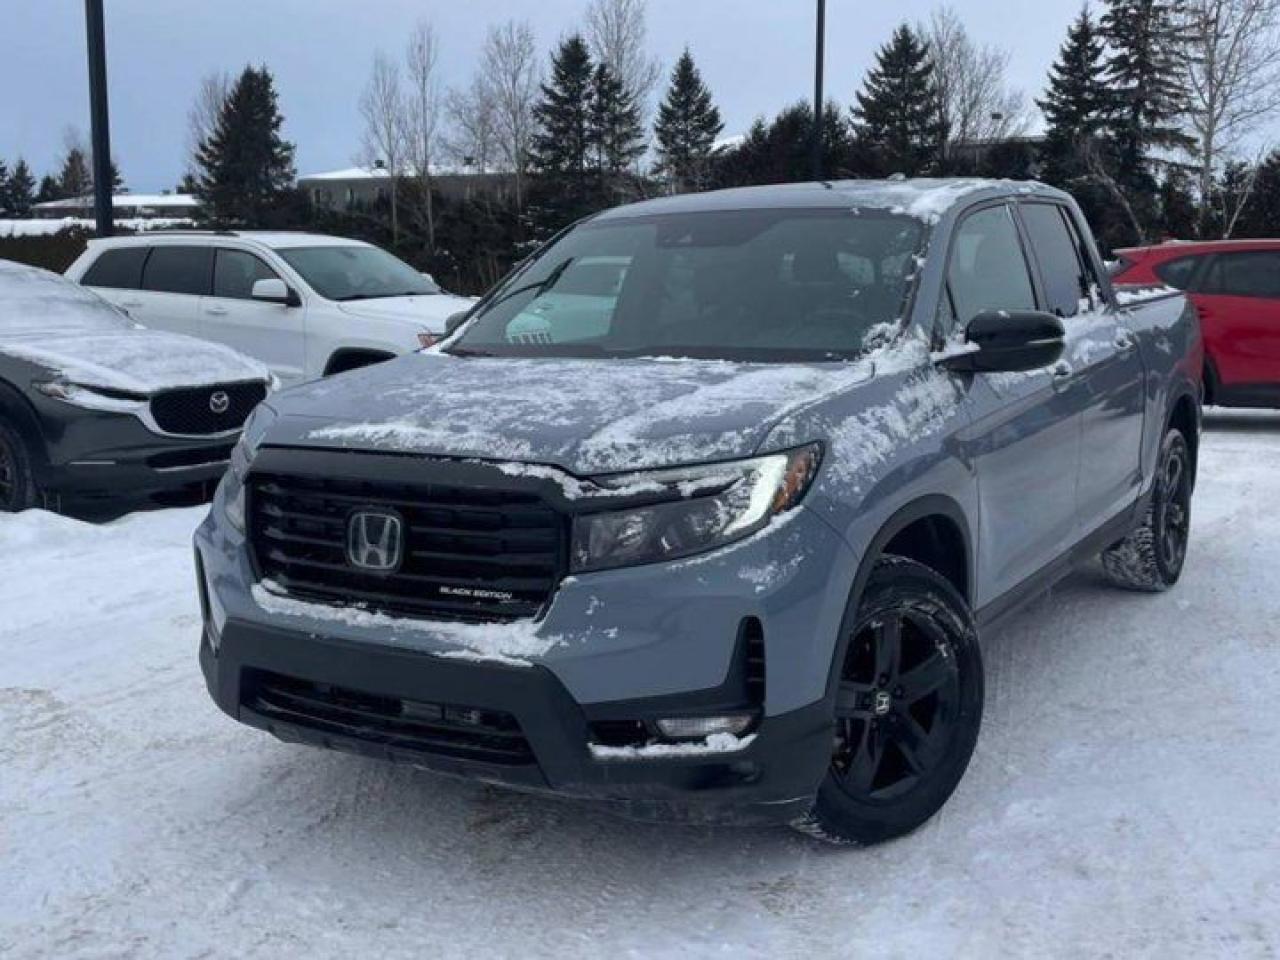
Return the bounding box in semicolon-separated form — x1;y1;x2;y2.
336;293;475;331
1;329;270;393
267;351;880;475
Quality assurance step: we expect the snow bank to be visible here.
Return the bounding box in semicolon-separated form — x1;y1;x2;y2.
0;217;194;237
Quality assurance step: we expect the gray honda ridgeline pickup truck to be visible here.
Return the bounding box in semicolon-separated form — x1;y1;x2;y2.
197;179;1201;844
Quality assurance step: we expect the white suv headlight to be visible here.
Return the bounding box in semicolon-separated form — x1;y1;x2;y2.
570;444;822;573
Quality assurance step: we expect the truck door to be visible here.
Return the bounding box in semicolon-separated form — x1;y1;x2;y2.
1019;202;1146;529
942;203;1085;607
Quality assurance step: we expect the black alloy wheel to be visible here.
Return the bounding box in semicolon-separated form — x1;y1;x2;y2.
795;556;984;845
832;606;963;802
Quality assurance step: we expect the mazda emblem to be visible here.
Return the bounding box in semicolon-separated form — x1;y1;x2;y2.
347;510;404;572
209;391;231;414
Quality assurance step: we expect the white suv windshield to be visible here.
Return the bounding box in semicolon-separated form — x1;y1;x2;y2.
451;209;925;362
278;246;441;301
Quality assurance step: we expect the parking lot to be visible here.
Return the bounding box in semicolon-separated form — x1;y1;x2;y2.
2;409;1278;960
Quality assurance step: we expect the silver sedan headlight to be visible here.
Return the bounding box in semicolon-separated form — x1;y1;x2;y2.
570;444;822;573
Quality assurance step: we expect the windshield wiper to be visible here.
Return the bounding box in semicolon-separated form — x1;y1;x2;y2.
442;346;497;358
338;291;431;302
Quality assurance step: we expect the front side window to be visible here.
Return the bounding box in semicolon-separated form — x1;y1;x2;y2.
946;205;1037;325
1021;203;1088;317
213;249;281;300
141;246;213;296
452;209;925;361
81;246;148;290
277;245;439;301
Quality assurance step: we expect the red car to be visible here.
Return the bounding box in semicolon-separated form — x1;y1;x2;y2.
1112;239;1280;408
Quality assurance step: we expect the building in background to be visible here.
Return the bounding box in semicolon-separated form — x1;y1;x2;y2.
30;193;200;221
298;164;514;210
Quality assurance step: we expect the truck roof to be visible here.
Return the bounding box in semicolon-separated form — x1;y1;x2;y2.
594;178;1069;224
84;231;372;251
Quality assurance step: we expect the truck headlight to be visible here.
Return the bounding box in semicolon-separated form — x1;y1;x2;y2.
570;444;821;573
222;403;277;534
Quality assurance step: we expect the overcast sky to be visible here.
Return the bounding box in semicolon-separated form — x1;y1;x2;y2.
0;0;1203;193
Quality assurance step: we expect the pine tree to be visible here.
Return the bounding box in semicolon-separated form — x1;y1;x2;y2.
590;62;645;181
654;49;724;193
1100;0;1191;187
36;175;60;203
195;65;296;226
852;25;947;176
530;36;595;181
7;159;35;216
713;101;856;188
58;147;93;198
0;158;10;215
1038;5;1110;185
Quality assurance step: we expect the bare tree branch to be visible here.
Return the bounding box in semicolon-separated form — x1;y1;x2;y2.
1180;0;1280;234
478;20;539;212
404;21;442;250
586;0;660;128
186;71;230;176
360;52;407;242
923;6;1031;164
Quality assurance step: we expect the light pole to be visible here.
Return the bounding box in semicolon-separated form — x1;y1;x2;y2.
812;0;827;181
84;0;113;236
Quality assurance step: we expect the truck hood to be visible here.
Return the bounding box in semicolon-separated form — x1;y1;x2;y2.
0;328;271;394
267;351;877;475
336;293;476;332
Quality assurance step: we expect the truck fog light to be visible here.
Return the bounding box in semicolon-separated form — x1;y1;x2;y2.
655;714;755;741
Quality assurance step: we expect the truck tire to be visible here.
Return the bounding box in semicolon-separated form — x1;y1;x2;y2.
793;556;984;845
1100;427;1192;592
0;417;40;512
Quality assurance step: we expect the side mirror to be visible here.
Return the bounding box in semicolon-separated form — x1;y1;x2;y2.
938;310;1065;374
251;278;300;307
445;310;470;336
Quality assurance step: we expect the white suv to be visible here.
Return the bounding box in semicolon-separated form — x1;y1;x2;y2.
66;232;475;384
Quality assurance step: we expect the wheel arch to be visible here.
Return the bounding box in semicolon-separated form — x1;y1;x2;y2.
1166;387;1201;489
820;495;975;706
0;378;49;467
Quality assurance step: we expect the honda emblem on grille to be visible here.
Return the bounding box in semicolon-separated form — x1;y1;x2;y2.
209;391;231;414
347;510;404;572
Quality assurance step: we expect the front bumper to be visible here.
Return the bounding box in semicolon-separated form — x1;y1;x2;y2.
198;617;831;825
34;401;238;500
194;461;860;824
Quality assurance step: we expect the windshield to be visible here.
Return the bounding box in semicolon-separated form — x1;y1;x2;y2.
0;263;133;340
451;209;924;362
278;245;441;301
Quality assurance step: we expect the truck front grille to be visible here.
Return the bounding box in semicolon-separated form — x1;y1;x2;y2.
150;381;267;435
247;471;565;622
245;670;535;765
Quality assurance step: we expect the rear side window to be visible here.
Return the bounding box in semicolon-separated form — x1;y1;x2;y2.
1021;203;1087;317
213;248;280;300
1153;255;1201;290
946;205;1037;326
1202;251;1280;298
81;247;148;289
141;246;212;296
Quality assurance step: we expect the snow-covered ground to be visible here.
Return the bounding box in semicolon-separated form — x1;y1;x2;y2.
2;410;1278;959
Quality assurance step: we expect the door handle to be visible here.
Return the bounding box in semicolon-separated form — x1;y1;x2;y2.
119;299;142;308
205;305;229;316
